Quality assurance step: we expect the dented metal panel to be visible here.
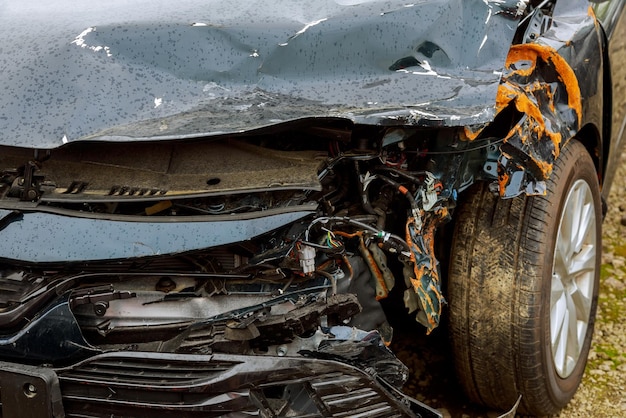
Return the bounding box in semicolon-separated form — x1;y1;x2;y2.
0;207;315;263
463;0;601;198
0;0;523;149
492;43;582;197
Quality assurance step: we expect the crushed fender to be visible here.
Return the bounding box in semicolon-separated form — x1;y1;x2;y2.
496;43;582;197
464;43;582;198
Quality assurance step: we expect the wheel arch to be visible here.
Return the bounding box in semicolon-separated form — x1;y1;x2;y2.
573;123;607;216
573;123;603;180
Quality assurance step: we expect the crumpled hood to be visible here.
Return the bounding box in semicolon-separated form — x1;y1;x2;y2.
0;0;525;148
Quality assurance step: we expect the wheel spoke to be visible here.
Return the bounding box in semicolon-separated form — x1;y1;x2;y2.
553;241;569;279
555;226;572;269
572;190;593;252
550;287;566;346
569;245;596;277
565;290;581;360
568;186;583;246
555;299;570;374
570;282;592;323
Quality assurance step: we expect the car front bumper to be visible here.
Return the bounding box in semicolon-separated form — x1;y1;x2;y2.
0;352;444;418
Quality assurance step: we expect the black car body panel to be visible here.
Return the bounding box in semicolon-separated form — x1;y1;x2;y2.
1;0;625;417
594;0;626;197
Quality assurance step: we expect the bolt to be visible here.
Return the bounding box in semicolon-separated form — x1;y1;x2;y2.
26;189;38;200
24;383;37;398
156;276;176;293
93;301;109;316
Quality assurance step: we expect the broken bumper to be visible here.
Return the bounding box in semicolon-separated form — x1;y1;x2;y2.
0;352;443;418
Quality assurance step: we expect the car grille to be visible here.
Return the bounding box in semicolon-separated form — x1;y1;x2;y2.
51;352;413;418
59;355;236;387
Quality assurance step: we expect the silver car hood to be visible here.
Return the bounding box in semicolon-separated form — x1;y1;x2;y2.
0;0;525;149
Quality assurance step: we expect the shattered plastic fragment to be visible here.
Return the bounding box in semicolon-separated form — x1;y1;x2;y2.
405;213;447;334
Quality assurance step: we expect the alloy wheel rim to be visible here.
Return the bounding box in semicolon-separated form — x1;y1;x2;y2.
550;179;597;378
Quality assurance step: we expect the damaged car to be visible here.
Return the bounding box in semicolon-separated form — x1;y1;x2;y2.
1;0;625;416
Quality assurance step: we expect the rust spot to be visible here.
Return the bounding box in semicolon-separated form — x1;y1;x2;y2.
358;235;389;300
498;171;510;193
334;230;389;299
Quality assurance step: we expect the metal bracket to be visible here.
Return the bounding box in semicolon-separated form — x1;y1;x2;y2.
20;161;41;201
0;362;65;418
70;285;135;316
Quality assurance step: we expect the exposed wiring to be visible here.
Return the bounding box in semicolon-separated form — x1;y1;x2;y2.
305;216;410;254
409;137;504;155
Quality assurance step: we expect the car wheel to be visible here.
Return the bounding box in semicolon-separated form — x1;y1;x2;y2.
447;139;601;416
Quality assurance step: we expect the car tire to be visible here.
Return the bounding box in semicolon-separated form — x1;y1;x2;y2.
447;139;601;416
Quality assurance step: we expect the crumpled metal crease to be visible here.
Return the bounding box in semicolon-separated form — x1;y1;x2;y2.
464;42;583;198
496;43;582;197
0;0;523;148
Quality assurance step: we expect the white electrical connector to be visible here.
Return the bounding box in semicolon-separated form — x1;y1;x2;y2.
420;171;438;211
298;245;316;274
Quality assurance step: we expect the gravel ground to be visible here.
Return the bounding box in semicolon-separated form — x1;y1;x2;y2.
391;151;626;418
